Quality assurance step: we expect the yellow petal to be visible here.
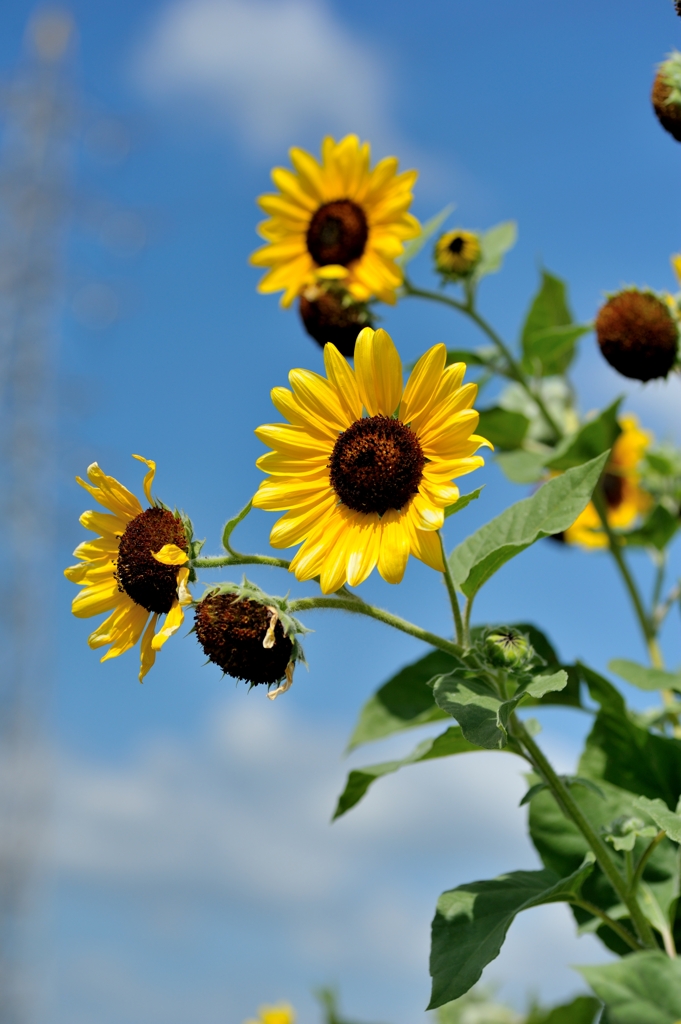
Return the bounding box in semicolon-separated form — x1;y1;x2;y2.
76;465;142;521
354;327;403;416
399;344;447;425
672;253;681;288
151;600;185;651
152;544;189;566
72;536;118;560
289;368;351;431
323;343;363;423
65;555;116;584
88;598;143;650
79;510;126;538
377;509;411;584
139;613;159;682
269;491;337;547
72;578;121;618
255;423;333;458
176;566;192;606
256;451;329;477
132;455;156;506
99;602;150;660
270;386;340;440
254;475;331;512
407;514;445;572
345;513;381;587
289;507;346;581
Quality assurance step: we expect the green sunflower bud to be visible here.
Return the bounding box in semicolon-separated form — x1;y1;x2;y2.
434;229;482;280
595;288;678;381
652;51;681;141
483;628;533;669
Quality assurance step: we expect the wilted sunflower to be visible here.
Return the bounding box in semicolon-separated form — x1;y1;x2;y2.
564;415;652;549
65;455;192;681
249;134;419;307
253;327;490;593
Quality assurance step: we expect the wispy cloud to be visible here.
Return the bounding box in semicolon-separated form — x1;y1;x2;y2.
132;0;393;154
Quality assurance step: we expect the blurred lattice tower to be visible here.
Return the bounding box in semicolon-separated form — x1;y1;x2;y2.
0;10;75;1021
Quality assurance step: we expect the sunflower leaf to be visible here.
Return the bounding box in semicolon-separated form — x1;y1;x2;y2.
608;659;681;693
444;487;484;519
221;500;253;552
545;399;622;472
472;220;518;281
477;407;530;450
448;453;608;598
520;269;575;375
579;952;681;1023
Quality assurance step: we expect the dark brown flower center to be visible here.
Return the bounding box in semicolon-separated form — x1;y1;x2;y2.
194;595;292;685
329;415;425;515
116;507;187;615
602;472;624;510
596;290;678;382
448;235;465;254
306;200;368;267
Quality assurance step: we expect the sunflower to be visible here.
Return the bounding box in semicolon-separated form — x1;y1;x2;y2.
252;327;490;594
563;414;652;549
249;134;419;308
65;455;192;681
434;229;482;279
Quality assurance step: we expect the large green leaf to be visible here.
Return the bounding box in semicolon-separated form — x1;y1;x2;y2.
622;504;679;551
472;220;517;281
609;660;681;694
432;669;567;749
522;324;591;379
546;400;622;472
579;952;681;1024
495;449;548;484
428;858;594;1008
346;650;455;751
333;727;482;820
477;407;530;450
521;270;575;375
448;453;608;598
399;203;454;266
526;996;601;1024
634;796;681;843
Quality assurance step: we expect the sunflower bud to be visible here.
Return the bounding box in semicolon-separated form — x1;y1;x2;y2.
434;229;482;280
484;628;533;669
652;51;681;141
595;288;678;381
195;593;293;686
298;285;374;357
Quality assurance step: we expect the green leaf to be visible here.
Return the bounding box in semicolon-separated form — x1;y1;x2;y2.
432;671;524;749
332;726;481;820
448;453;608;598
623;504;679;551
634;795;681;843
546;399;622;472
444;487;484;519
477;407;530;451
472;221;518;281
579;951;681;1023
525;996;601;1024
521;270;574;375
347;650;455;751
523;670;568;699
221;500;253;551
495;449;548;484
609;660;681;694
400;204;455;266
428;858;594;1008
521;324;591;379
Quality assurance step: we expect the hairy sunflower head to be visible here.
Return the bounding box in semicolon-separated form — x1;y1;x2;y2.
252;327;491;593
595;288;679;381
434;229;482;279
652;51;681;142
249;134;419;307
564;414;652;549
65;455;192;682
195;593;293;687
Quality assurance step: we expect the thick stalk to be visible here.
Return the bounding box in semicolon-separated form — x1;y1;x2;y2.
439;532;465;648
194;553;291;570
402;279;563;440
512;716;658;949
287;596;462;660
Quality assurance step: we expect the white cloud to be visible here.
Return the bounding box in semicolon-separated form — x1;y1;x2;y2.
45;699;610;1023
132;0;392;154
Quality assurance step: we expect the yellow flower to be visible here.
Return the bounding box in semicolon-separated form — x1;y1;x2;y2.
65;455;192;682
249;134;419;307
435;229;482;278
244;1005;295;1024
252;327;490;593
563;414;652;549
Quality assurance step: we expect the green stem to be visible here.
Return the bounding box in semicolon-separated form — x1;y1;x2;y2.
512;716;658;949
569;898;643;952
194;553;291;570
287;596;463;660
463;596;473;648
630;831;666;897
439;532;465;648
402;278;563;440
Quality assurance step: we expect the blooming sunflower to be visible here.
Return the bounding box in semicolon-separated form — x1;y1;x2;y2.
435;229;482;279
65;455;192;681
563;414;652;549
252;327;490;593
249;134;419;307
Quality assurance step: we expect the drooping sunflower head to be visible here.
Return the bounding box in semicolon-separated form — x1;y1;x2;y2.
249;134;420;308
298;282;375;357
195;592;293;686
653;50;681;141
595;287;679;382
564;414;653;549
252;327;491;594
65;455;193;682
434;229;482;280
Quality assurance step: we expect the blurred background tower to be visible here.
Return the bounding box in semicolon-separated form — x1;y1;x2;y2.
0;10;75;1021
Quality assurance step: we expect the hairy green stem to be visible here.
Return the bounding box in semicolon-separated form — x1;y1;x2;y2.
194;553;291;570
287;596;463;659
630;831;666;898
512;716;658;949
439;532;465;648
569;898;643;952
402;278;563;439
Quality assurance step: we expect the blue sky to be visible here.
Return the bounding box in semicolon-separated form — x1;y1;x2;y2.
2;1;681;1021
